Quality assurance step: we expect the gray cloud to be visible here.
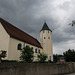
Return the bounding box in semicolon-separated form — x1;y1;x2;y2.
0;0;75;54
58;1;71;10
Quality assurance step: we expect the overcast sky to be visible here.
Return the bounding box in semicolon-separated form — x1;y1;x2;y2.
0;0;75;54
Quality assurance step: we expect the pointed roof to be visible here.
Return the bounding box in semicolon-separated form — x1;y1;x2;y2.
40;22;52;32
0;18;42;48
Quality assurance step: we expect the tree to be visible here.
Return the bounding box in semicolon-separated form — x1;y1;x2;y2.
53;54;63;62
37;53;47;63
53;54;59;62
20;46;34;63
63;49;75;62
69;20;75;26
0;50;7;63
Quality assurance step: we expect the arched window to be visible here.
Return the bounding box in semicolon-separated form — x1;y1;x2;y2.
38;50;40;53
35;48;37;53
17;43;22;50
44;37;46;39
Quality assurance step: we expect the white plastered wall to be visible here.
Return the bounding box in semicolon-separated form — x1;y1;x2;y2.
0;23;10;59
8;37;42;61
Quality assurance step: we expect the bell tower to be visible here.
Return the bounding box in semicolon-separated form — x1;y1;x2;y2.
40;22;53;61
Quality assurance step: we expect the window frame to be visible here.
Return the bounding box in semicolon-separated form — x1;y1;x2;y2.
35;48;38;53
44;37;46;39
48;37;50;39
38;50;40;53
17;43;22;50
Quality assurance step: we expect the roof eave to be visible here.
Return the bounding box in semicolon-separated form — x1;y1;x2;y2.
10;36;42;48
40;29;52;32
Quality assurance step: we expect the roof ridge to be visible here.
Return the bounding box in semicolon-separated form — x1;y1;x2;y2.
0;18;37;41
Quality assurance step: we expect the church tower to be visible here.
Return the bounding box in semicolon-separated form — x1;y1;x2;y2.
40;22;53;61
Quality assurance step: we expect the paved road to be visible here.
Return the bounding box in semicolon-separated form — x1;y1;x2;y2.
66;73;75;75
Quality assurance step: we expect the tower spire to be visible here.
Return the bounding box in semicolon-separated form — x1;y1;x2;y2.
40;22;52;32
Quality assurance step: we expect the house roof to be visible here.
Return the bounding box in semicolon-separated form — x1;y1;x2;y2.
0;18;42;48
40;22;52;32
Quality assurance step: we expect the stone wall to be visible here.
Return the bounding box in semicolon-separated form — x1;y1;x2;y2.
0;62;75;75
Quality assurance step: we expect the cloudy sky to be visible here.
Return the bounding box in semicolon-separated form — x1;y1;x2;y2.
0;0;75;54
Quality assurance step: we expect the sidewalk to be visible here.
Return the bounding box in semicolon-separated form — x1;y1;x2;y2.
66;73;75;75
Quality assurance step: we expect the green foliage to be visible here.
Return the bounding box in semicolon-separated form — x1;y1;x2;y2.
72;20;75;26
63;49;75;62
69;20;75;26
53;54;63;62
20;46;34;63
37;53;47;63
53;54;59;62
0;50;7;58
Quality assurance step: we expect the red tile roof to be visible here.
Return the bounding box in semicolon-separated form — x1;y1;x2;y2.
0;18;42;48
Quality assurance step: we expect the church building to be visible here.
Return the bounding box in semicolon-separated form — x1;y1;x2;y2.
0;18;53;61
